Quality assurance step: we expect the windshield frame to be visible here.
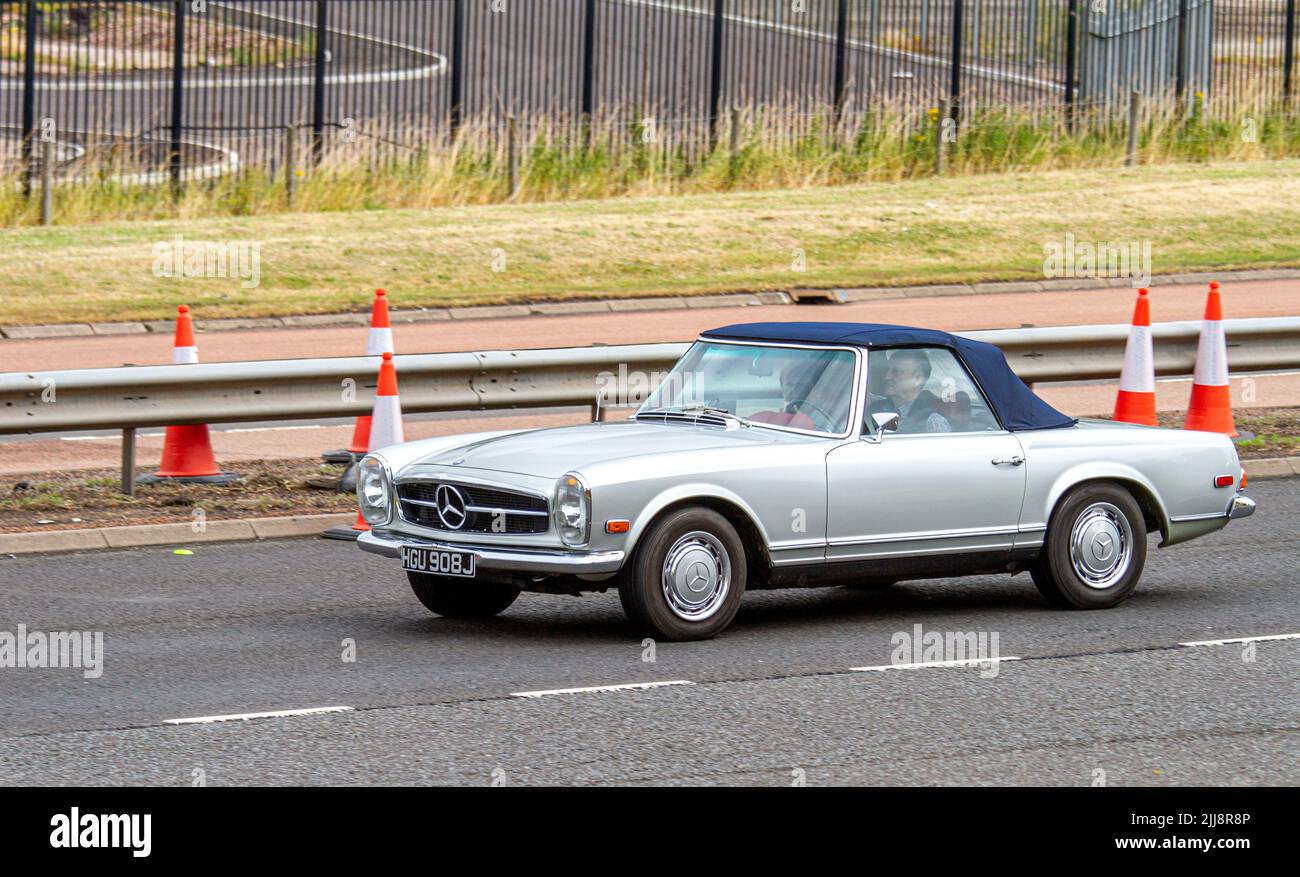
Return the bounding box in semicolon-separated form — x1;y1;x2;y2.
642;338;865;440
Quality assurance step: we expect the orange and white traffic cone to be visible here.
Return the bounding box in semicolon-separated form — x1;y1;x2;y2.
138;306;240;485
323;289;394;464
325;352;407;541
367;351;406;451
1113;288;1157;427
1184;282;1239;437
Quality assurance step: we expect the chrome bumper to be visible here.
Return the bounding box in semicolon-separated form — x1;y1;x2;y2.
357;529;625;575
1229;493;1256;520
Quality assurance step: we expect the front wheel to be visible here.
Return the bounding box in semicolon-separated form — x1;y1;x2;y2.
618;506;747;641
1031;483;1147;609
407;571;520;619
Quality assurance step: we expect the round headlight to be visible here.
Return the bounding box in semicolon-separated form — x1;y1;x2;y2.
356;456;392;526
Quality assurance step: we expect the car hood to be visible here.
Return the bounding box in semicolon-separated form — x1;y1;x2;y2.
405;420;780;478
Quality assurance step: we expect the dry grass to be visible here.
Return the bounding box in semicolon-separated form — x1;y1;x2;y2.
0;460;354;533
4;97;1299;226
2;158;1299;325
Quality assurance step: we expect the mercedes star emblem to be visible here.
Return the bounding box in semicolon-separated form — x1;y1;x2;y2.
435;484;469;530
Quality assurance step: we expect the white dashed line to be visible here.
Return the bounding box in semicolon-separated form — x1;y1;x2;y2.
850;657;1022;672
511;680;694;699
165;706;354;725
1179;632;1300;648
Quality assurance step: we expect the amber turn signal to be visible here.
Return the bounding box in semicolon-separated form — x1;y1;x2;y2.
605;519;631;534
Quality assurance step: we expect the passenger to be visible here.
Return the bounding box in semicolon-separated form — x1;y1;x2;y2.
869;349;951;434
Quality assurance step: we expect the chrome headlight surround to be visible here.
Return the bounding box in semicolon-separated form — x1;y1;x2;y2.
553;472;591;548
356;455;393;527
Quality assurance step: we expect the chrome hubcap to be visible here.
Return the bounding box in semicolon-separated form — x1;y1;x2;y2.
661;531;731;621
1069;502;1133;589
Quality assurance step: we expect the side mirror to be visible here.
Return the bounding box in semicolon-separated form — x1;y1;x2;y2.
866;412;900;443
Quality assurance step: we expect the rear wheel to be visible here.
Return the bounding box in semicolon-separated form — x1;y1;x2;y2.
407;571;520;619
618;506;747;641
1032;483;1147;609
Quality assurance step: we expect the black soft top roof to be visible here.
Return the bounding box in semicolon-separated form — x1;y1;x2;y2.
701;321;1076;432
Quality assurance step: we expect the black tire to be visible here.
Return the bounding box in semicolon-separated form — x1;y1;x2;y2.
407;571;520;619
618;506;747;641
1031;482;1147;609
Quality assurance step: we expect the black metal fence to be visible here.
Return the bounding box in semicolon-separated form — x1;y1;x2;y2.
1;0;1297;186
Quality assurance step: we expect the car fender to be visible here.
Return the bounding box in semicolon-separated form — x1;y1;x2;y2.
1040;462;1171;541
625;482;772;559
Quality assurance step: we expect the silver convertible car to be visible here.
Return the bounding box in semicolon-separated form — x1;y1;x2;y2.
355;322;1256;641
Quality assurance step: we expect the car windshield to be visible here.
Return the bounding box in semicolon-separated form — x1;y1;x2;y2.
639;341;857;435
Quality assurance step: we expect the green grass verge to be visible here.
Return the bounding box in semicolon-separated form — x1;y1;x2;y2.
3;159;1299;326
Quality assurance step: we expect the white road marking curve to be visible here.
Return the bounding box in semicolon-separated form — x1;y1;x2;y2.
165;706;354;725
511;680;695;698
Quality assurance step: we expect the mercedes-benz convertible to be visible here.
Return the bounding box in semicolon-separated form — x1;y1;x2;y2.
354;322;1255;641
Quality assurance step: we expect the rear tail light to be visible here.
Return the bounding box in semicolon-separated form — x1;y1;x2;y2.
1214;475;1235;488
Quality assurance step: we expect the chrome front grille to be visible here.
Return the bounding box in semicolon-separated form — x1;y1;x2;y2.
397;481;550;535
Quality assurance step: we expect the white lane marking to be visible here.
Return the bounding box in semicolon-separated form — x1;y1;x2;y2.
1180;632;1300;648
851;657;1021;672
511;680;694;699
165;706;354;725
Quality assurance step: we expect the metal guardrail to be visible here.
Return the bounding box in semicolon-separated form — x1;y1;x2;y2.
2;319;1298;437
2;316;1297;495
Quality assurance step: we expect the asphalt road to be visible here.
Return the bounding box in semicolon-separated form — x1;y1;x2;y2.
5;0;1053;173
0;478;1295;786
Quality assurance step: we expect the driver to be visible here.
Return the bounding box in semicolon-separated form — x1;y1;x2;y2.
869;349;951;434
749;358;828;431
779;360;822;418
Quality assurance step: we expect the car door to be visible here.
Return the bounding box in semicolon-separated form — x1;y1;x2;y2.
824;346;1028;562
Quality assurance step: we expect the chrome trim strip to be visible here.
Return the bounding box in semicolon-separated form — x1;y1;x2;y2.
399;496;548;517
395;473;549;502
826;541;1018;562
466;505;549;517
827;525;1021;547
1169;511;1231;523
768;537;831;550
358;530;625;574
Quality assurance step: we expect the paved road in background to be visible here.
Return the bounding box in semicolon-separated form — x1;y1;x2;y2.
0;477;1295;785
4;279;1297;372
8;0;1030;171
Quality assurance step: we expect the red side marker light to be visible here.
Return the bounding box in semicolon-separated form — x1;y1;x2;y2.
1214;475;1234;488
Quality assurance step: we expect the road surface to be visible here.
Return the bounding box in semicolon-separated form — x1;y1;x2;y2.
0;477;1294;785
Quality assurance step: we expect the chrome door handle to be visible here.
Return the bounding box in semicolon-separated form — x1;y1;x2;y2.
991;456;1024;467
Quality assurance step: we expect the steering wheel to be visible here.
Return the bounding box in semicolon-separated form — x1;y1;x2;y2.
786;399;836;430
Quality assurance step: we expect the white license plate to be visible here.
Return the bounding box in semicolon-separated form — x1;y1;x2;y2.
401;546;477;578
